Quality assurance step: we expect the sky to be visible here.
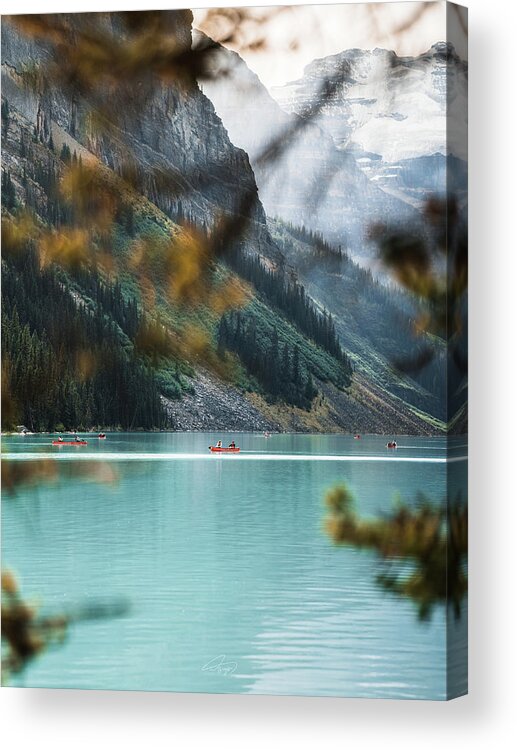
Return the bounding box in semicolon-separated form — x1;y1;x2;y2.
193;2;465;89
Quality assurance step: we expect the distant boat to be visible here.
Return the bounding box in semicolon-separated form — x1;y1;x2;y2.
209;446;240;453
386;441;397;449
354;434;361;440
98;433;106;439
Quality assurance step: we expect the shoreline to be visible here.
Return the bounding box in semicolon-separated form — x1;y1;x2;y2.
3;429;462;439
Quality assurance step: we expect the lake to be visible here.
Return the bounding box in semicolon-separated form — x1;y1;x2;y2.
2;432;467;699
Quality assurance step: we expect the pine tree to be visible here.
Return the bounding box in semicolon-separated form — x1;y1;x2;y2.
1;169;16;210
1;98;9;139
59;142;71;163
292;345;300;385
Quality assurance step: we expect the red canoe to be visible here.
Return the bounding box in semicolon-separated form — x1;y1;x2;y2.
209;446;240;453
52;440;88;446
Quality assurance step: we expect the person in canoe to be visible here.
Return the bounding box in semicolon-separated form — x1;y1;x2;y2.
228;440;236;449
216;440;222;448
74;434;82;443
58;436;64;443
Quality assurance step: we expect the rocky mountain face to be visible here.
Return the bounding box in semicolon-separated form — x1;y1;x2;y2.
272;42;468;212
1;13;276;260
197;32;417;260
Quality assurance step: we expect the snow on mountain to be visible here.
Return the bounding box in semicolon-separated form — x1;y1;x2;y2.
196;32;417;260
272;42;467;162
271;42;468;210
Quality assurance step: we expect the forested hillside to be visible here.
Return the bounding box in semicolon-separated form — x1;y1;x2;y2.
268;219;448;423
2;251;167;431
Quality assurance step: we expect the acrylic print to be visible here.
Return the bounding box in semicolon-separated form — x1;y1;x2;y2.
1;2;468;699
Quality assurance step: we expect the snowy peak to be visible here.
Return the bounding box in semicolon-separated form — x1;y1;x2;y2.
272;42;467;163
198;33;417;259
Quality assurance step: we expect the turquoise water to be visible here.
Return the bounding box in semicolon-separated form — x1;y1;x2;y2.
2;432;467;698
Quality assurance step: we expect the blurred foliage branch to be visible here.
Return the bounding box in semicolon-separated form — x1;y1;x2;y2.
1;570;129;684
325;484;467;620
370;196;468;379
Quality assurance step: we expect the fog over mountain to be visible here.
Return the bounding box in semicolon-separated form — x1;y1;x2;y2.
200;36;467;251
272;41;467;211
273;43;467;159
197;32;418;261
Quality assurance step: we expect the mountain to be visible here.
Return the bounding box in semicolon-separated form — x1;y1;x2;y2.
194;34;464;424
196;32;417;259
271;42;468;211
1;13;275;257
2;13;447;435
